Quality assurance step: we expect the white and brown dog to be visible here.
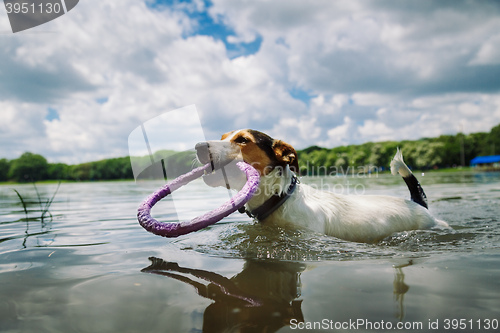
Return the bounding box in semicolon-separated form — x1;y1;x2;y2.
196;129;449;243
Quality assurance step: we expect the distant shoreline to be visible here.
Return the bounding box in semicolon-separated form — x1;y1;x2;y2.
1;123;498;182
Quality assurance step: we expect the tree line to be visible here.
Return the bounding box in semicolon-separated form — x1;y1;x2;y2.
0;153;134;182
1;123;499;182
0;149;196;183
297;123;500;175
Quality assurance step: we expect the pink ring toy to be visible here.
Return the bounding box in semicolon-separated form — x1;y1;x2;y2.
137;161;260;237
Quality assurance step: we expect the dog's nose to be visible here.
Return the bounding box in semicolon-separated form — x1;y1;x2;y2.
195;142;210;163
195;141;209;152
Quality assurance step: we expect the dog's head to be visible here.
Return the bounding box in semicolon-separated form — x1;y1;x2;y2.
195;130;298;185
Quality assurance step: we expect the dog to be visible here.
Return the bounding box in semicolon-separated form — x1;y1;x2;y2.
196;129;449;243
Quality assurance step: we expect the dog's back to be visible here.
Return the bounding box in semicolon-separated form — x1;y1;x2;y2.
269;149;449;242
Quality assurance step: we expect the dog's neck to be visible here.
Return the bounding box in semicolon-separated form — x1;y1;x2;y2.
246;166;295;211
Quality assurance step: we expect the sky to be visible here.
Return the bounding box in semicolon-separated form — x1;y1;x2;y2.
1;0;500;164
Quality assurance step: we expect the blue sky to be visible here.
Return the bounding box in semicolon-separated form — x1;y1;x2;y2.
148;0;263;59
1;0;500;163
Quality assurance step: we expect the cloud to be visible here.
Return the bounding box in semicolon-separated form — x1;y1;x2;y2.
1;0;500;163
1;1;189;161
207;0;500;144
469;34;500;65
215;0;500;95
0;1;307;162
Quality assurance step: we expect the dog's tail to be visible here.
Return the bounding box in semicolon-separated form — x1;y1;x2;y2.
390;148;428;209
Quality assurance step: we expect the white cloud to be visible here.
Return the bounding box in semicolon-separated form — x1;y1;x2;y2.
1;0;500;164
351;93;394;107
469;34;500;66
270;116;321;149
310;94;349;116
324;116;359;148
0;1;304;162
210;0;500;94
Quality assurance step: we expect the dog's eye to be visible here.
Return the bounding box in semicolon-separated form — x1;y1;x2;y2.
234;136;249;144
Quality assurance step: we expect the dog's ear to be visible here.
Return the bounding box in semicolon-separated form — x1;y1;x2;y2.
273;140;299;173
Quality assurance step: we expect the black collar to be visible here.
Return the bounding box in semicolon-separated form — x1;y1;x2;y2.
239;175;298;221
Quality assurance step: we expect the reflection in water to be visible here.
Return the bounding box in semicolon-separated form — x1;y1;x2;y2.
142;257;305;332
393;260;412;321
142;257;416;331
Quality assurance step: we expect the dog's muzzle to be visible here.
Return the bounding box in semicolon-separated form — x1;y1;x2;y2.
195;142;211;165
195;141;234;171
195;141;244;188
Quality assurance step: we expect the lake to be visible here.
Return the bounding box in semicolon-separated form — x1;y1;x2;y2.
1;171;499;332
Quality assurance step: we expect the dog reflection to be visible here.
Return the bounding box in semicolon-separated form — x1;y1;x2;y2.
142;257;305;332
393;260;412;321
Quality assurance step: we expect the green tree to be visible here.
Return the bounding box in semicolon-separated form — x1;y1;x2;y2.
8;152;49;182
465;132;487;164
68;163;91;181
0;158;11;181
310;150;328;174
402;141;444;169
350;149;367;167
334;153;349;169
371;142;399;169
437;135;461;167
47;163;69;180
485;124;500;156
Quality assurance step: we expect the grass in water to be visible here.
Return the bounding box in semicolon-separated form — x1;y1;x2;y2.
13;181;61;222
33;181;61;222
13;181;61;248
12;188;28;221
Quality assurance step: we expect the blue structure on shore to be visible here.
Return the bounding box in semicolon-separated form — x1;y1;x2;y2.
470;155;500;168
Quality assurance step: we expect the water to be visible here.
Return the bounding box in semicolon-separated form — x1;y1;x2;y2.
1;171;499;332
